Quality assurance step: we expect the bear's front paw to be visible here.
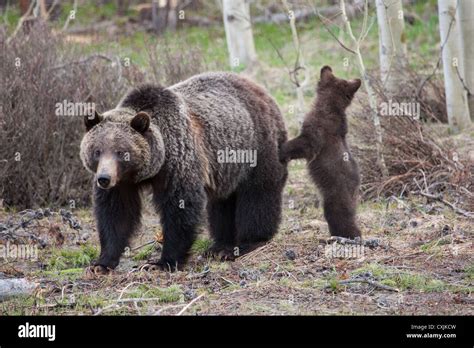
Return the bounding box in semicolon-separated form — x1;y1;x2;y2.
84;264;111;278
139;259;180;272
206;245;236;261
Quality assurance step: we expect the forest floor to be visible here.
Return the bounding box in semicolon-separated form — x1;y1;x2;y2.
1;161;472;315
1;1;472;315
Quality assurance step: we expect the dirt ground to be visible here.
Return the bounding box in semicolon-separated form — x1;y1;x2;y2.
0;161;472;316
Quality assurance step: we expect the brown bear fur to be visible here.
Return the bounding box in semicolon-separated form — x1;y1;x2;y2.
80;72;288;272
280;66;362;238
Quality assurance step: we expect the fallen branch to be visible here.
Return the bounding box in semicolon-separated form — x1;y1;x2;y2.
318;236;383;249
414;190;474;218
333;279;399;292
176;293;205;316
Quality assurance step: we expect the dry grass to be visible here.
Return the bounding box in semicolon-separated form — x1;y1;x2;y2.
0;164;472;316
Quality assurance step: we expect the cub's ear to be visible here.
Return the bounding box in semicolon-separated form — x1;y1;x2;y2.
320;65;334;83
131;112;150;134
348;78;362;95
84;110;102;131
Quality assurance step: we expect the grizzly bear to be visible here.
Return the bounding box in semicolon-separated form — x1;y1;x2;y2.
80;72;288;272
280;66;362;238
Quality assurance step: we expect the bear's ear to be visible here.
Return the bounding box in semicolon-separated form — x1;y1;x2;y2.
84;110;102;131
131;112;150;134
348;78;362;95
320;65;334;83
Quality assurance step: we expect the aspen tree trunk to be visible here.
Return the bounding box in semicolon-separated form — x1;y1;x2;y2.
438;0;470;131
222;0;257;69
340;0;388;177
282;0;310;125
375;0;408;96
457;0;474;121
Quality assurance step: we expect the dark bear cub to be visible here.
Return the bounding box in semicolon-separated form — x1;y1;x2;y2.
280;66;362;238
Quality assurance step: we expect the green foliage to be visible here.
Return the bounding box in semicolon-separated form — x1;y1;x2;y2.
191;237;213;255
420;238;451;253
47;244;99;271
128;284;184;303
463;264;474;281
132;244;156;261
351;263;453;292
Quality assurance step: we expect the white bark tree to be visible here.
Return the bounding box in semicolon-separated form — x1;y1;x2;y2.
457;0;474;121
340;0;388;177
282;0;310;125
438;0;470;131
375;0;408;96
222;0;257;69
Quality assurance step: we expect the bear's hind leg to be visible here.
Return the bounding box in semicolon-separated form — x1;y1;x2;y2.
234;184;283;257
207;193;237;260
323;195;361;239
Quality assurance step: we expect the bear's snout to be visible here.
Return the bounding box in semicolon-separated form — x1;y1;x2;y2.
96;153;118;189
97;174;111;189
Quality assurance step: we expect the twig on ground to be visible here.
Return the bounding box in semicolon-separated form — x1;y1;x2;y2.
117;282;144;300
414;190;474;218
131;241;155;251
176;293;205;316
334;279;399;292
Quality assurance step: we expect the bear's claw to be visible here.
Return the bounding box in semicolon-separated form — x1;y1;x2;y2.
207;245;236;261
139;260;179;272
85;264;110;278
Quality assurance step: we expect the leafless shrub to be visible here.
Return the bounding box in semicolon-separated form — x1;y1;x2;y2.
144;38;209;86
352;67;471;204
0;23;129;208
0;22;212;210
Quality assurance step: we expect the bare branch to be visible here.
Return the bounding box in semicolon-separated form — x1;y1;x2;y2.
6;0;35;44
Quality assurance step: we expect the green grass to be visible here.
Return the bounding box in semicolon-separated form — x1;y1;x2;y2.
36;267;84;281
132;243;156;261
463;264;474;282
1;5;21;32
420;237;451;254
46;244;99;271
58;0;128;27
0;295;37;315
128;284;184;303
351;263;472;293
191;237;213;255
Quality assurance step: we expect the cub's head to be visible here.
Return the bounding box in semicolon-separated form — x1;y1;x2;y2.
317;66;361;109
80;110;164;189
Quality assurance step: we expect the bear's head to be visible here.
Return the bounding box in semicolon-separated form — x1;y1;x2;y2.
317;65;361;110
80;109;165;189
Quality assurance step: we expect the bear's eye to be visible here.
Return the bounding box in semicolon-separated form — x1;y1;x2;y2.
117;151;124;158
94;149;101;158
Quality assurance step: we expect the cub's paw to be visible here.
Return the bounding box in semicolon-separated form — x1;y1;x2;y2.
84;264;111;278
207;245;236;261
279;154;289;163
